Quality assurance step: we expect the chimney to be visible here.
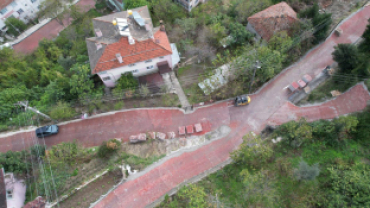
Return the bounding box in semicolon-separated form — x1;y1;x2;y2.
116;53;123;63
96;43;102;50
128;36;135;45
159;20;165;32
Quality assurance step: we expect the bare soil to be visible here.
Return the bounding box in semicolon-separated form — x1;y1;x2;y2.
58;169;123;208
320;0;368;28
122;140;167;158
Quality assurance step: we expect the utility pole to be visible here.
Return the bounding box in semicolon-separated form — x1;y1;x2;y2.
249;60;261;94
16;101;56;122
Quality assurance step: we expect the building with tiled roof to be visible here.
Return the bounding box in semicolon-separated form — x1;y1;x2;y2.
246;2;298;41
86;6;180;87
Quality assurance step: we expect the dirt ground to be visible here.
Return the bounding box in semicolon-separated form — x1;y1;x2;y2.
320;0;368;28
59;169;123;208
122;140;167;158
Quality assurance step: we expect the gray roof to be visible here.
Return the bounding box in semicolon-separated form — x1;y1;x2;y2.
86;39;108;73
86;5;154;74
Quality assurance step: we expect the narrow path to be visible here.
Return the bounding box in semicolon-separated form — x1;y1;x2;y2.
169;72;191;107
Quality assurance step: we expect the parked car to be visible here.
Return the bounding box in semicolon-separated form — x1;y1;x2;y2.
35;125;59;138
234;95;251;107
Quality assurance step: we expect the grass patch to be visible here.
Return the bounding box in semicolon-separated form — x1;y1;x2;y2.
177;65;191;76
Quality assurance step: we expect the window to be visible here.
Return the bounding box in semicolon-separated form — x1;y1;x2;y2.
145;59;152;63
0;8;8;15
128;63;136;67
6;190;13;199
132;69;139;74
10;1;17;7
102;76;111;81
147;65;154;70
159;56;164;59
17;8;24;14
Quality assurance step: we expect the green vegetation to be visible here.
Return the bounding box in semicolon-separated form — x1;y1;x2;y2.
5;17;28;36
50;101;76;120
112;73;139;95
159;109;370;207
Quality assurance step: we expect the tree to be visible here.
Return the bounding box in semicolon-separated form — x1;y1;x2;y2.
293;159;320;181
57;55;76;70
228;22;253;45
164;184;209;208
240;169;280;207
152;0;186;24
231;133;273;169
114;73;139;91
69;64;94;100
97;139;121;158
38;0;67;26
175;18;197;36
0;151;30;174
359;19;370;54
5;17;27;36
275;118;312;147
332;44;362;73
124;0;150;10
232;0;271;24
326;166;370;207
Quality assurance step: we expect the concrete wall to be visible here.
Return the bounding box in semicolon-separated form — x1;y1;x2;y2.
0;0;43;31
98;54;173;87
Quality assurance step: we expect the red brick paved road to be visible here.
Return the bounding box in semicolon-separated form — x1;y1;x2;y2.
12;0;95;54
1;4;370;208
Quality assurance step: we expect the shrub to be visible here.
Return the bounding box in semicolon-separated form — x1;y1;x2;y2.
114;101;125;110
95;2;106;10
0;125;8;132
5;17;27;36
50;101;76;120
115;73;138;90
30;145;46;157
97;139;121;158
294;160;320;181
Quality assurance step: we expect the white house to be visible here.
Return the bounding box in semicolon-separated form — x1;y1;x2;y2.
86;6;180;87
0;0;43;35
0;168;26;208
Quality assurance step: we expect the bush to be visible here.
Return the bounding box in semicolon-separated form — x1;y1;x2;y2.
95;2;106;10
0;125;8;132
294;160;320;181
50;101;76;120
97;139;121;158
114;101;125;110
0;151;30;174
30;145;46;157
5;17;27;36
115;73;139;90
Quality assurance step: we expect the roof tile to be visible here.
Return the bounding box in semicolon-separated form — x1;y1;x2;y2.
248;2;298;41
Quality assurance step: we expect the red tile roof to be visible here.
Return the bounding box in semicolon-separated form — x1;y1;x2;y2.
93;30;172;74
248;2;298;41
0;0;12;10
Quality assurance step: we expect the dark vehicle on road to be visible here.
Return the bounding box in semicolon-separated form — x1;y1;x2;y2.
36;125;59;138
234;95;251;107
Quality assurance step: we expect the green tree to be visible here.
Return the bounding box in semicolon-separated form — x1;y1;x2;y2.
275;118;312;147
294;159;320;181
69;64;94;99
326;166;370;207
113;72;139;91
240;169;280;207
5;17;27;36
124;0;149;10
231;133;273;169
232;0;271;24
359;19;370;54
0;151;30;174
174;184;209;208
228;22;252;45
151;0;186;24
332;44;362;73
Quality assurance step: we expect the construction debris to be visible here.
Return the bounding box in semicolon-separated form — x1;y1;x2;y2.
331;90;341;97
129;133;147;143
156;132;166;141
167;132;176;139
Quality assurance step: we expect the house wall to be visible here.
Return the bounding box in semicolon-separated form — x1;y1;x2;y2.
0;0;43;32
246;22;261;41
98;54;173;87
4;173;26;208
